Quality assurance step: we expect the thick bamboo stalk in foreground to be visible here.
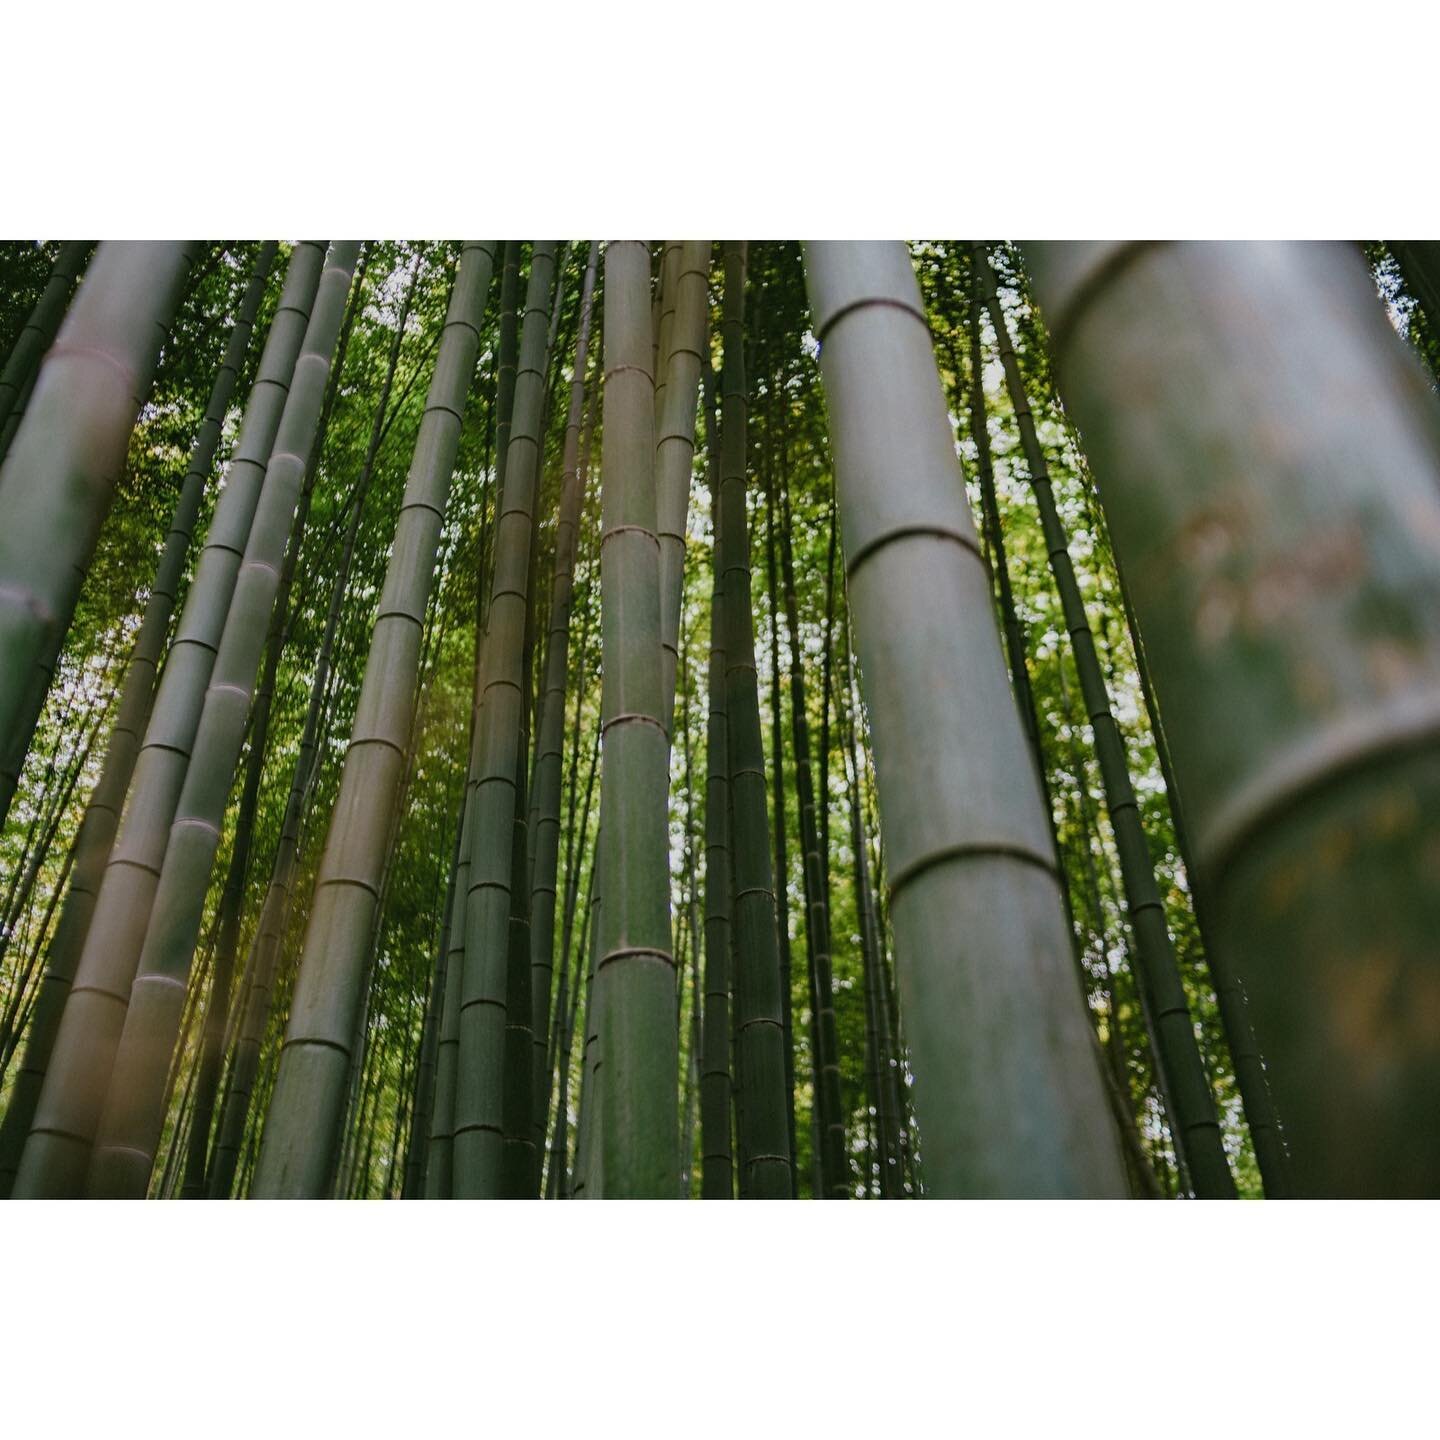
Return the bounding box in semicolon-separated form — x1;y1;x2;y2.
1025;239;1440;1196
592;239;678;1198
11;242;325;1199
251;242;496;1198
803;241;1126;1197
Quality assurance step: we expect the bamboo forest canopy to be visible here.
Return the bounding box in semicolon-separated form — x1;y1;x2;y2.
2;237;1439;1201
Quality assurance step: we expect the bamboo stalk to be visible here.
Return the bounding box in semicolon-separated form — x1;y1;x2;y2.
591;239;678;1197
802;242;1126;1197
1025;239;1440;1195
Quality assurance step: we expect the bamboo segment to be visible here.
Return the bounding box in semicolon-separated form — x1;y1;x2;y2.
656;241;712;727
1025;239;1440;1196
0;243;279;1197
11;242;325;1200
718;242;793;1200
803;241;1126;1197
592;240;678;1198
975;244;1235;1200
85;242;364;1198
250;243;497;1198
699;378;734;1199
0;242;197;830
454;243;559;1199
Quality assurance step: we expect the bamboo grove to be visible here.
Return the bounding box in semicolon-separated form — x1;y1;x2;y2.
1;239;1438;1200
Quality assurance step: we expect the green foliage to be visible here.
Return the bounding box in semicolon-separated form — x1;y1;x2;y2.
16;237;1419;1198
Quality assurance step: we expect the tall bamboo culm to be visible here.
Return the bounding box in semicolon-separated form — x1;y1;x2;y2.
1024;239;1440;1196
802;241;1126;1197
777;478;846;1197
591;240;678;1198
11;241;325;1200
0;242;279;1197
717;242;792;1200
656;241;712;726
699;373;734;1199
251;242;497;1198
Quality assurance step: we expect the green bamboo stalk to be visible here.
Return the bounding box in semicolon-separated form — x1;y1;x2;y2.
493;243;522;507
10;242;324;1200
567;852;604;1197
653;243;680;425
0;242;198;833
248;243;497;1198
656;241;711;726
528;242;601;1156
802;242;1126;1197
206;547;360;1199
546;799;597;1199
453;242;559;1199
82;242;363;1198
699;364;734;1200
1024;239;1440;1196
0;247;278;1196
403;797;464;1199
500;734;535;1195
545;545;602;1197
974;244;1235;1199
0;241;93;452
763;452;799;1192
424;533;505;1200
588;239;678;1198
778;474;847;1198
570;828;605;1198
843;670;902;1197
717;242;792;1200
956;272;1049;788
425;793;472;1199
